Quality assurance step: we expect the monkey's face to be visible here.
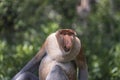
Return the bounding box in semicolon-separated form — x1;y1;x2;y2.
46;29;80;62
56;29;76;52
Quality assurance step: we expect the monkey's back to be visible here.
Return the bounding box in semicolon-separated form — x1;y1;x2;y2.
39;56;77;80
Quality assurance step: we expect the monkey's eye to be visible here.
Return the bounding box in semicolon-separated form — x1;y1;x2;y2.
68;33;73;36
63;33;66;35
60;32;66;35
60;32;63;35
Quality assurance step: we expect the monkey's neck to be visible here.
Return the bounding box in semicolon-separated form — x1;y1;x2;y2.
45;33;80;62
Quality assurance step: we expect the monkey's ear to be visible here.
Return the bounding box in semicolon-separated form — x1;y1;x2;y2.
75;47;87;69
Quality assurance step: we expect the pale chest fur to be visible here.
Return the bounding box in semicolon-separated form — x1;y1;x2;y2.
39;56;76;80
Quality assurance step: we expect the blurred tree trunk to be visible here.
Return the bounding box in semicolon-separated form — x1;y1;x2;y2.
76;0;90;28
109;0;114;37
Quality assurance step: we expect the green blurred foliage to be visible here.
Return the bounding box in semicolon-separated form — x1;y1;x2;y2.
0;0;120;80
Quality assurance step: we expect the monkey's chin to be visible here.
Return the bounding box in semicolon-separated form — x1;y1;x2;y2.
64;48;70;52
64;46;71;52
63;48;71;55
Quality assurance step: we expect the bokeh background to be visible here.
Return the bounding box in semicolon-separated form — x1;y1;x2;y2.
0;0;120;80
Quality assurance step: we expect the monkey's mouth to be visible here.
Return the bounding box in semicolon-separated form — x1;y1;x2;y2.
64;46;70;52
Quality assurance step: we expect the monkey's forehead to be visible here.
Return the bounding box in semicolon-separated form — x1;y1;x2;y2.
57;29;77;35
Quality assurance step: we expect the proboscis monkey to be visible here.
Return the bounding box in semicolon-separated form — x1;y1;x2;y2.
12;29;88;80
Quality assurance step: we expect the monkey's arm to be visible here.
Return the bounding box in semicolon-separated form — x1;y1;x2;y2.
75;48;88;80
12;42;46;80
